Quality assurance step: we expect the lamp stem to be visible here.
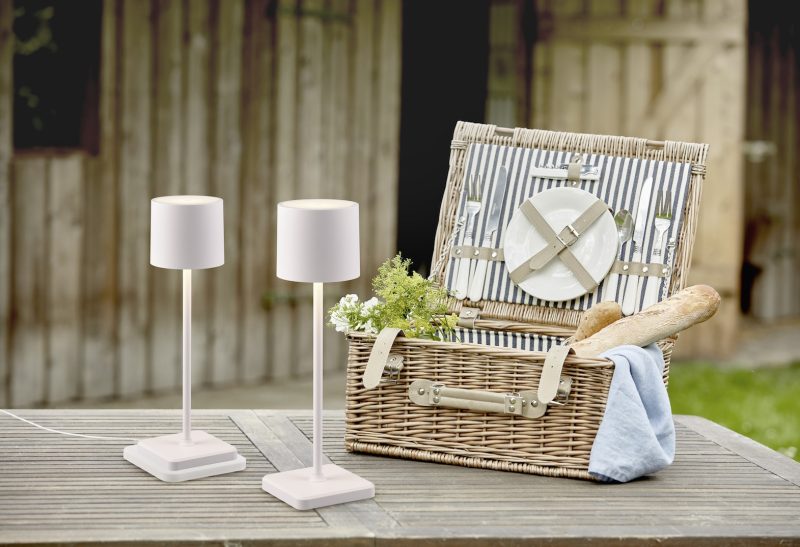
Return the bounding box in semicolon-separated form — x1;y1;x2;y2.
182;269;192;444
312;282;324;481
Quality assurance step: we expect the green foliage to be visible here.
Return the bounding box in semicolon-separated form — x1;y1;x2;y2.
669;361;800;461
328;254;458;340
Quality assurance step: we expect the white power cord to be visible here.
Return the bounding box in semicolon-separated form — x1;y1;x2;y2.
0;409;140;442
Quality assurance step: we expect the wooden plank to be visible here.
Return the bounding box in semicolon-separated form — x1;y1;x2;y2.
622;0;655;135
543;17;744;44
117;0;153;398
547;0;586;132
269;0;300;381
209;0;244;386
372;0;401;280
9;158;48;407
82;0;118;401
486;0;517;126
46;155;84;404
677;0;745;358
239;0;272;383
0;0;13;406
293;0;325;377
182;0;212;388
148;0;184;394
1;410;800;543
322;0;354;373
350;0;375;308
586;0;621;134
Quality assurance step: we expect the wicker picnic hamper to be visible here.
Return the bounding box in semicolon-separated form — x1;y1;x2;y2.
345;121;708;479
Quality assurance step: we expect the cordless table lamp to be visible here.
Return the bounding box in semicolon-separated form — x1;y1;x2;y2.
262;199;374;510
124;196;246;482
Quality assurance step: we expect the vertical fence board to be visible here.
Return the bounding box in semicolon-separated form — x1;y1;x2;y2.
118;0;152;397
352;0;375;305
586;0;621;134
269;0;299;381
182;0;212;388
46;155;84;403
150;0;184;393
82;0;119;401
294;0;325;376
209;0;244;386
10;158;48;406
240;0;272;383
486;0;517;126
371;0;401;310
622;0;655;135
0;0;13;406
548;0;585;132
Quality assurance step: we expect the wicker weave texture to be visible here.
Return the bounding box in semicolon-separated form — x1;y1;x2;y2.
345;332;614;478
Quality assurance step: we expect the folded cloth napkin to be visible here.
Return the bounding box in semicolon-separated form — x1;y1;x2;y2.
588;344;675;483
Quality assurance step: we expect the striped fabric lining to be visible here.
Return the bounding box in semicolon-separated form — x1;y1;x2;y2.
444;143;693;313
449;327;565;352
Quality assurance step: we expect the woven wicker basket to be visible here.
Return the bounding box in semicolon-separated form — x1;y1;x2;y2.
345;122;708;479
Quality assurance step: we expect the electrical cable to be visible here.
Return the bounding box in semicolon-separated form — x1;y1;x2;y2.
0;409;139;442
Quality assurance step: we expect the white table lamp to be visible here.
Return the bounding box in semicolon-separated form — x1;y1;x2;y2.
124;195;246;482
262;199;374;510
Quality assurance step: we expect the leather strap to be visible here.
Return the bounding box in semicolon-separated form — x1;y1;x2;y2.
363;328;404;389
611;260;670;278
567;154;582;182
538;345;571;405
509;199;607;291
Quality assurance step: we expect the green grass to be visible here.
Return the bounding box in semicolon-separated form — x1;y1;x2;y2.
669;361;800;461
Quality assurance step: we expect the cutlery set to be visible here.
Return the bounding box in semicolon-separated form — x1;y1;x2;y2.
453;166;508;301
452;163;677;316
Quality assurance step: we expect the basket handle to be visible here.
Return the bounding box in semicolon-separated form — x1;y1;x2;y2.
407;370;572;420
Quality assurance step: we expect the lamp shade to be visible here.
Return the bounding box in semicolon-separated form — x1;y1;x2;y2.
150;195;224;270
277;199;359;283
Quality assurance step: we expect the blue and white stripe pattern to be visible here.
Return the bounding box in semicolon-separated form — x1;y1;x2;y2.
448;327;565;352
444;143;692;313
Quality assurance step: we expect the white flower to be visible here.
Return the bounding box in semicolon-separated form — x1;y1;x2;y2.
329;309;350;333
362;297;380;311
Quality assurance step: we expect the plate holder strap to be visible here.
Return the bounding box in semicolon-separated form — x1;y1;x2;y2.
508;199;607;291
363;328;405;389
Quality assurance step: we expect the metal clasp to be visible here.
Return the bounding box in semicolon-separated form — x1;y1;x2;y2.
385;354;404;384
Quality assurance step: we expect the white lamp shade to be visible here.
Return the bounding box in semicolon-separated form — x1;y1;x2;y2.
150;196;224;270
277;199;360;283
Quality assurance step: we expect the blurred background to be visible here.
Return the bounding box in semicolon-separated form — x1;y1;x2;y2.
0;1;797;457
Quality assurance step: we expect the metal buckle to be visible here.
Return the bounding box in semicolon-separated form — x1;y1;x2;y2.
558;224;580;247
384;354;404;384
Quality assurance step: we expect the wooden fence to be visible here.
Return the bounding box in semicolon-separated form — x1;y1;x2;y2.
0;0;402;407
486;0;746;358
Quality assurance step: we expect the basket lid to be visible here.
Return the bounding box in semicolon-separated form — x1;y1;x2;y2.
430;122;708;328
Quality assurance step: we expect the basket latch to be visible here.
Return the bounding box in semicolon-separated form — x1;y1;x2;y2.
363;328;405;389
458;306;481;329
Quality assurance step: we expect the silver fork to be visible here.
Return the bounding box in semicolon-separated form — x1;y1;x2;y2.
641;190;673;310
453;173;483;300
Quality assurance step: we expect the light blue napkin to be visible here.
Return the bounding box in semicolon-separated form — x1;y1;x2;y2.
588;344;675;483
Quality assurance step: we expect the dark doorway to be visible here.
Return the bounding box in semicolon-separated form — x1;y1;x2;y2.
396;0;490;275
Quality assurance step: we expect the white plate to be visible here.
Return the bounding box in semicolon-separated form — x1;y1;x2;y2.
503;187;617;302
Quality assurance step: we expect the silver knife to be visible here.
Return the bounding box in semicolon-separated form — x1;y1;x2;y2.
467;166;508;301
621;176;654;315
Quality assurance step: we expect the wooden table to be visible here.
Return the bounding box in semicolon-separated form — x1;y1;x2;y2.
1;410;799;546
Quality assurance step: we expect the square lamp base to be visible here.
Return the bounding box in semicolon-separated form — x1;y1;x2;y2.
262;463;375;510
124;430;246;482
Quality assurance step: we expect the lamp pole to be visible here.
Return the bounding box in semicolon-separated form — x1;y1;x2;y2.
183;269;192;444
312;281;324;481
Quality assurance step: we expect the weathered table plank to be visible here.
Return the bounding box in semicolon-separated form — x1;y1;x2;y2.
0;409;798;545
